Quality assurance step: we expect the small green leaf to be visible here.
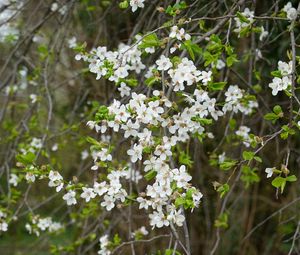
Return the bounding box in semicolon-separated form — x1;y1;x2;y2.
271;176;285;188
86;136;101;146
264;113;279;122
216;184;230;198
191;117;212;125
209;82;227;91
182;40;202;61
273;105;282;115
179;151;193;168
220;160;237;171
271;70;282;78
175;197;185;207
286;175;297;182
272;176;286;193
241;166;260;188
139;33;160;49
242;151;254;161
119;0;128;9
226;54;238;67
254;156;262;163
145;76;160;87
236;12;250;23
16;152;35;165
214;213;229;228
144;170;157;181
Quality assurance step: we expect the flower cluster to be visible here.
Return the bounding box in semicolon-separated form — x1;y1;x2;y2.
138;165;202;228
131;226;149;238
9;173;19;187
84;168;141;210
0;0;21;42
91;148;113;170
0;210;8;232
169;25;191;41
51;2;68;15
63;189;77;206
98;234;111;255
265;167;275;178
129;0;145;12
18;137;43;156
223;85;258;115
48;170;64;192
283;2;298;21
259;26;269;41
269;60;292;96
25;215;63;236
76;40;145;83
234;8;255;35
167;57;208;91
235;125;251;147
25;165;37;183
76;24;263;230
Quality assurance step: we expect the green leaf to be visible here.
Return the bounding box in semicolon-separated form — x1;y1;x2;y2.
229;118;236;130
264;113;279;121
144;170;157;181
273;105;282;115
216;184;230;198
113;234;121;246
272;176;286;193
239;26;251;37
271;70;282;78
119;0;128;9
16;152;35;165
220;160;237;171
209;82;226;91
165;1;187;16
139;33;160;49
226;54;238;67
280;125;295;140
95;105;109;120
241;166;260;188
286;175;297;182
191;117;213;125
236;12;250;23
179;151;193;168
86;136;101;146
165;249;181;255
145;76;160;87
214;213;228;228
254;156;262;163
242;151;254;161
264;105;283;123
175;197;185;207
182;40;202;61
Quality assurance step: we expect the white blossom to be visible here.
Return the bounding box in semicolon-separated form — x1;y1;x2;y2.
94;181;108;196
63;190;77;206
269;76;289;96
9;174;19;187
234;8;255;35
283;2;298;21
80;187;96;202
130;0;145;12
265;167;274;178
25;172;36;183
0;222;8;232
259;26;269;41
127;144;143;163
118;82;131;97
169;26;191;41
156;55;172;71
